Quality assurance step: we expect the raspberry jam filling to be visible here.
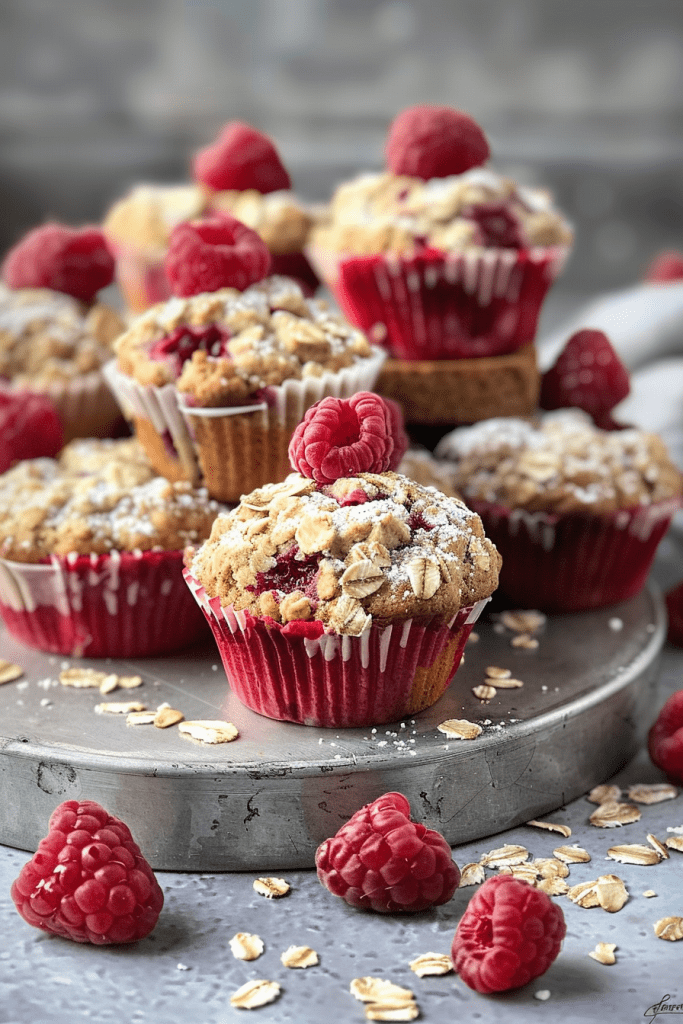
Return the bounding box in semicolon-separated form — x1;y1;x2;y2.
248;546;321;601
149;324;231;378
463;202;525;249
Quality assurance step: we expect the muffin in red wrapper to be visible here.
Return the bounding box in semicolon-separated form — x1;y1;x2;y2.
183;393;500;727
0;438;223;657
435;409;682;612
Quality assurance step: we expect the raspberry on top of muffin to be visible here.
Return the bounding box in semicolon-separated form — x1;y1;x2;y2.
435;409;682;515
114;276;375;407
0;437;223;563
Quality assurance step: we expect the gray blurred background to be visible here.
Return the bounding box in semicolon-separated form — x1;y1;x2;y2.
2;0;683;304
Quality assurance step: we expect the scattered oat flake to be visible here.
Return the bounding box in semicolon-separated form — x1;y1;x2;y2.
230;979;281;1009
467;631;479;644
511;634;538;649
153;707;184;729
473;683;496;700
480;844;529;868
364;1002;419;1022
95;701;146;715
409;953;452;977
0;660;23;685
589;942;617;965
587;784;622;805
533;858;569;879
665;836;683;853
59;667;107;688
126;711;157;726
350;978;414;1004
281;945;318;969
537;877;569;896
627;783;678;804
589;801;641;828
493;676;524;689
606;844;660;866
499;864;538;884
117;675;143;689
527;819;571;837
485;665;512;679
567;880;600;909
437;719;481;740
501;610;546;633
647;834;669;859
98;674;118;694
534;990;551;1001
459;862;485;886
643;890;657;898
178;720;238;744
654;916;683;941
253;877;290;898
568;874;628;912
229;932;264;961
553;844;591;863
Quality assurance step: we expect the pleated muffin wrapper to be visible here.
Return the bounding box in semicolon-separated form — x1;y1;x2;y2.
12;369;122;444
0;549;208;658
306;243;570;361
467;495;682;614
184;568;488;728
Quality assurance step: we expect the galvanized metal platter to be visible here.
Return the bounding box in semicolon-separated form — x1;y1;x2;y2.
0;584;665;871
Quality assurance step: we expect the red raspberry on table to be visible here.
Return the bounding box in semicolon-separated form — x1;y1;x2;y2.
385;105;490;180
193;120;291;194
540;328;630;421
315;791;460;913
644;250;683;284
11;799;164;944
165;213;271;297
288;392;407;485
0;386;64;473
648;689;683;784
451;875;566;993
2;223;114;303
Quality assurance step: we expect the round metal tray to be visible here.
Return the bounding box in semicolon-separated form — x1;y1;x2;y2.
0;584;665;871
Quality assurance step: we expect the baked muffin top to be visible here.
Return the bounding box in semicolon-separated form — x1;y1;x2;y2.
102;183;207;253
0;285;124;384
210;190;313;255
311;168;572;256
189;469;500;636
114;276;376;406
0;437;222;562
435;409;682;515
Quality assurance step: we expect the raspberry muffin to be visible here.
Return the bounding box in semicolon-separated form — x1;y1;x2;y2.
184;393;500;727
308;105;572;426
0;437;223;657
436;409;682;611
107;234;385;502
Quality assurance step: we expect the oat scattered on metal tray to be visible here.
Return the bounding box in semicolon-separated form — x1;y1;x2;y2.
126;711;157;726
485;666;512;679
253;877;290;898
527;820;571;837
606;844;660;866
473;683;496;701
153;707;184;729
534;990;551;1001
480;844;529;868
499;864;539;884
643;890;657;898
533;858;569;879
437;719;482;740
647;834;669;859
589;942;617;965
568;874;628;912
60;667;108;688
229;979;281;1009
95;701;147;715
116;675;143;690
553;844;591;863
665;836;683;853
538;877;569;896
408;952;452;977
589;801;641;828
492;676;524;689
654;916;683;941
587;784;622;805
627;783;678;804
229;932;264;961
178;720;238;744
500;610;546;634
459;862;486;886
350;978;415;1004
0;660;24;685
511;633;539;649
98;674;118;695
364;1001;420;1022
281;945;318;969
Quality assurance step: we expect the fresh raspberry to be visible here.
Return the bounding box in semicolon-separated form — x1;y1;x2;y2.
463;202;525;249
164;213;271;297
539;328;630;421
315;791;460;913
385;105;490;180
11;799;164;944
193;121;291;194
0;386;64;473
451;875;566;993
648;689;683;783
644;250;683;283
2;223;114;303
382;396;409;469
288;392;405;484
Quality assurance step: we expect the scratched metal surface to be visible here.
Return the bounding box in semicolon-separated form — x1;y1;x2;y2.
0;585;664;871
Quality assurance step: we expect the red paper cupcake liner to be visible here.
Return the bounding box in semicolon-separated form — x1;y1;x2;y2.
467;497;681;612
184;569;487;728
309;244;568;361
0;550;208;658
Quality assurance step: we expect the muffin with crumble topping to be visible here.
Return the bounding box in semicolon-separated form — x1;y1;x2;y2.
0;437;223;657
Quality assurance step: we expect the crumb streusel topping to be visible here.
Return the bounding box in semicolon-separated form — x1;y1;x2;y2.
0;438;223;562
397;448;462;499
435;409;682;514
311;168;573;256
114;276;374;406
102;183;206;253
0;285;124;384
210;190;313;255
189;470;500;636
